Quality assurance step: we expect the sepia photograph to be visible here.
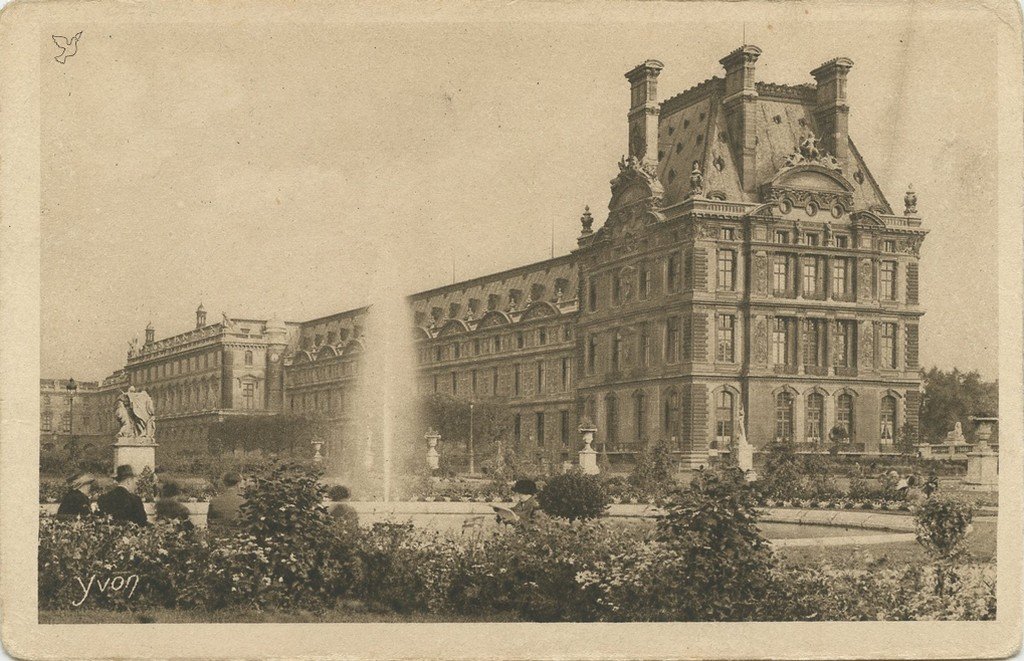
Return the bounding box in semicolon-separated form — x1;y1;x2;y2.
1;0;1022;658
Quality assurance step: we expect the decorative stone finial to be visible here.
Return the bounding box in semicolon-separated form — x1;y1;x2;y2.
689;160;704;197
904;184;917;215
580;206;594;235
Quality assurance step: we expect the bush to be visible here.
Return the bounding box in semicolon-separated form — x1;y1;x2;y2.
629;439;676;500
537;470;609;521
915;497;976;596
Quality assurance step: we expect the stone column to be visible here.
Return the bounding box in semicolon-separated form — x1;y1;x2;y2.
112;437;157;478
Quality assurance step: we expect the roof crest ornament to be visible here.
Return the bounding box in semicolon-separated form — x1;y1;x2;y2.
782;133;842;172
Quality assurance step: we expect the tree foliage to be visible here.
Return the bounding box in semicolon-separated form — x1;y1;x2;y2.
422;394;513;473
920;367;998;443
537;470;609;520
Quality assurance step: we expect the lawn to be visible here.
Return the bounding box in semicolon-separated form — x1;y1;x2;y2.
776;518;997;568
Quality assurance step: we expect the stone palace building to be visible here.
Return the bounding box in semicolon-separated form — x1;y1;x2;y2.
45;45;927;471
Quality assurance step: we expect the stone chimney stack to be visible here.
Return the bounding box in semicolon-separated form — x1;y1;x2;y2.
810;57;854;161
624;59;665;164
196;302;207;329
145;321;155;345
719;45;762;193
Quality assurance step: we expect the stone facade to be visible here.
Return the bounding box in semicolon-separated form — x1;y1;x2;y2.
45;45;926;467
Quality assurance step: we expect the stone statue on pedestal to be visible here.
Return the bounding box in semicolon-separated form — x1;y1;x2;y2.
734;406;756;481
112;386;158;478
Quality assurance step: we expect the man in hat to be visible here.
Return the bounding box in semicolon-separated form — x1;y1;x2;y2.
96;464;148;526
56;472;95;519
494;478;540;524
207;471;245;529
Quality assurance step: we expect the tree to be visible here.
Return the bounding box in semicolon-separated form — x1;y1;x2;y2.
422;394;513;473
920;367;998;443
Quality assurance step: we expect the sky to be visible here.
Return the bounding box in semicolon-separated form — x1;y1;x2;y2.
40;8;999;381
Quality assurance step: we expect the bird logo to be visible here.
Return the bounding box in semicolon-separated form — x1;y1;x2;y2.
52;32;82;64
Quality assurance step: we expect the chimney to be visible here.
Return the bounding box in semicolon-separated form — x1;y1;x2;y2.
719;45;762;193
810;57;853;161
624;59;665;164
145;321;155;345
195;302;207;329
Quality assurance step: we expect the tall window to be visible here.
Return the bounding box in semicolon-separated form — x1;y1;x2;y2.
588;277;598;311
471;369;478;394
832;258;849;296
516;332;525;349
538;328;547;345
663;389;680;439
806;392;824;443
716;314;735;363
493;336;501;352
775;391;794;441
639;266;650;299
837;393;854;439
242;382;255;409
244;350;253;366
665;316;680;363
611;332;622;371
772;318;791;365
560;410;570;446
717;249;735;290
612;272;622;305
560;357;570;390
667;252;681;292
536;360;545;393
719;227;735;241
513;364;521;397
775;230;790;244
802;259;820;296
772;257;789;295
634;390;646;442
41;411;52;432
715;390;734;449
451;371;458;395
605;394;618;448
803;319;824;367
536;412;545;447
880;323;897;369
639;324;651;366
835;235;849;248
833;320;853;367
513;414;522;446
880;395;897;443
880;261;897;300
453;343;461;359
587;335;597;374
492;367;499;395
474;339;481;355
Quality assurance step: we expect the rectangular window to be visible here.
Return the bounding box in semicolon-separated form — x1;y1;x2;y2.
667;252;681;293
772;257;789;295
243;382;255;409
536;412;545;447
588;277;598;311
492;367;499;395
775;230;790;244
716;314;735;362
639;267;650;299
803;319;824;367
719;227;735;241
513;414;521;445
772;317;791;366
516;332;525;349
453;343;461;359
538;328;547;345
717;249;735;291
833;320;855;367
804;233;820;246
562;323;572;341
433;374;439;393
536;361;545;393
665;316;680;363
587;335;597;374
611;332;622;371
493;336;501;352
835;235;849;248
561;357;570;390
883;239;896;252
880;323;897;369
802;258;819;296
612;272;622;305
639;324;650;366
435;346;443;361
513;365;521;396
472;369;478;394
474;339;481;355
634;392;646;441
451;372;458;395
832;258;849;296
560;410;570;446
880;261;897;300
41;412;52;432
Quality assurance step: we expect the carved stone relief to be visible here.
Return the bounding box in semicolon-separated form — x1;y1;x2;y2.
857;259;873;300
752;316;769;365
859;321;874;368
753;252;768;296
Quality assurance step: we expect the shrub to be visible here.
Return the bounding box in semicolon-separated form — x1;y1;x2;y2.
629;439;676;500
537;470;609;520
327;484;351;501
915;496;975;596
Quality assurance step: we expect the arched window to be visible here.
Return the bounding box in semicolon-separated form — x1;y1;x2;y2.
633;390;646;443
775;391;794;441
806;392;824;444
244;350;253;366
663;389;680;442
880;395;897;444
715;390;734;449
837;393;854;441
605;393;618;448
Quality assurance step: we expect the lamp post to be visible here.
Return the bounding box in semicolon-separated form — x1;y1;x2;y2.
65;377;77;447
468;401;475;475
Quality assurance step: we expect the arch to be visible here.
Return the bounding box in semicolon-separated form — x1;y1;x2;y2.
477;310;512;329
291;350;313;364
316;345;339;360
769;163;856;193
342;338;365;356
437;319;470;337
413;326;432;340
519;301;560;322
850;210;887;228
770;384;800;397
804;384;831;398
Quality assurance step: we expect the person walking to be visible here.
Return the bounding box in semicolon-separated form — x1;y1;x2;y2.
96;465;148;526
56;472;95;518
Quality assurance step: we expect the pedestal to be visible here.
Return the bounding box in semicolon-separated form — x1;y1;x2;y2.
965;445;998;489
112;436;157;477
578;426;599;475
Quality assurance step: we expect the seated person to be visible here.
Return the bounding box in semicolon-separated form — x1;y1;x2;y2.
207;472;245;527
493;478;539;524
155;481;194;530
96;465;148;526
56;472;95;519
